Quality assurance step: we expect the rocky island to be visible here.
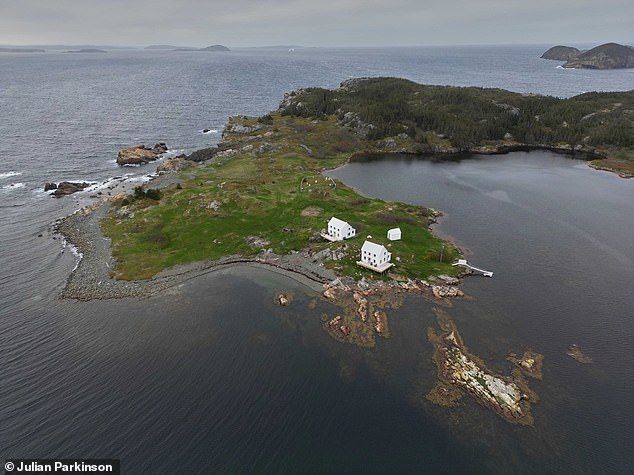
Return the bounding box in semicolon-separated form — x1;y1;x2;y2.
174;44;230;52
64;48;107;53
540;45;580;61
427;308;539;425
541;42;634;69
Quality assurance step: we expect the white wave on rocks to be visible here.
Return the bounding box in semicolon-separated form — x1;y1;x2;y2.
0;171;22;180
1;182;26;191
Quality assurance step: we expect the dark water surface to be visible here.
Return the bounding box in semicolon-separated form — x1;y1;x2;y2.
327;152;634;473
1;47;633;473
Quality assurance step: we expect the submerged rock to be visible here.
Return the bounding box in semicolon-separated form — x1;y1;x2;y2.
567;344;593;363
275;293;292;306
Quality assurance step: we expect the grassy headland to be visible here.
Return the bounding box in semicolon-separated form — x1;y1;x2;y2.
102;77;633;282
102;113;459;281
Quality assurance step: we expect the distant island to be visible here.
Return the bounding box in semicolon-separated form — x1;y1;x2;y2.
541;42;634;69
173;44;230;52
64;48;107;54
0;47;45;53
540;45;580;61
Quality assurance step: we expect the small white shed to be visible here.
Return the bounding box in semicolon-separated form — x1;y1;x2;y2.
387;227;401;241
325;217;356;241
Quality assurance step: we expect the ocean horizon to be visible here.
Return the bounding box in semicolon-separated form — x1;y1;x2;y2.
1;45;633;474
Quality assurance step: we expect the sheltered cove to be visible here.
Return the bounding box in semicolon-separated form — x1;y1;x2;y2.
52;77;634;425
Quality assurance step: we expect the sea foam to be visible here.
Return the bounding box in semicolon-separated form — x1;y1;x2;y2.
0;171;22;180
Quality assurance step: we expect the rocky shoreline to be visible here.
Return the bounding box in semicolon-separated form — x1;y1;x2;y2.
55;198;341;300
55;188;467;305
54;119;470;304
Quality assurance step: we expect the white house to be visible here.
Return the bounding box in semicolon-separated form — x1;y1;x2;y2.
323;217;356;242
358;240;393;273
387;227;402;241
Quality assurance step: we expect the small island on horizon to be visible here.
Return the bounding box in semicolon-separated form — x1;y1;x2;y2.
541;42;634;69
63;48;107;54
173;44;230;52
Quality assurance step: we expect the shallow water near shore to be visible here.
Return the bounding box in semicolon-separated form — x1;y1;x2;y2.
327;151;634;472
2;152;632;473
2;47;634;473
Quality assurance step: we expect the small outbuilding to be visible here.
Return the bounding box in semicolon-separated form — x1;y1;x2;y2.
357;240;393;273
322;217;356;242
387;227;401;241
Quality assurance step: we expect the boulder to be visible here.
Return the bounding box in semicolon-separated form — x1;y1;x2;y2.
157;155;192;173
117;143;168;165
276;293;291;306
44;183;57;191
51;181;92;197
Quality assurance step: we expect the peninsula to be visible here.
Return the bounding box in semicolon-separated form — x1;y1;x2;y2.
58;77;634;302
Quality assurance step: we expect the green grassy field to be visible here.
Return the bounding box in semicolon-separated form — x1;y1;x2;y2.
101;114;460;281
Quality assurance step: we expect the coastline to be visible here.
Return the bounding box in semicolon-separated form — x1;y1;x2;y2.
54;129;598;302
55;197;337;300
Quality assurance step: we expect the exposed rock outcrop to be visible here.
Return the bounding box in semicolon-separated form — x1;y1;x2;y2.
428;309;538;425
156;155;193;174
117;143;168;165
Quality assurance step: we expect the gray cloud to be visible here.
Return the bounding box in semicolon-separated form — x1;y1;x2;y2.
1;0;632;47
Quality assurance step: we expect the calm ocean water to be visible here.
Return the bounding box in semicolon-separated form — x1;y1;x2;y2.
1;46;633;473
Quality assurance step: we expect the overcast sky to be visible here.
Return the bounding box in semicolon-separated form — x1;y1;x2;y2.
2;0;632;47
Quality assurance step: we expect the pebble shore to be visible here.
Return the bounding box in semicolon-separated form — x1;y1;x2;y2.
55;196;337;300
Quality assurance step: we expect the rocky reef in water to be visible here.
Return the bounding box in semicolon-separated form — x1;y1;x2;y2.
427;308;539;425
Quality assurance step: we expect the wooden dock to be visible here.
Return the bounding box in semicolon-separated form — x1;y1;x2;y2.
452;259;493;277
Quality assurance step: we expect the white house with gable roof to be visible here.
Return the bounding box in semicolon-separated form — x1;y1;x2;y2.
358;240;393;273
322;217;356;242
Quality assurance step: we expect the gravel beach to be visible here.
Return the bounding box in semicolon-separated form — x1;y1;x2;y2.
55;192;336;300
